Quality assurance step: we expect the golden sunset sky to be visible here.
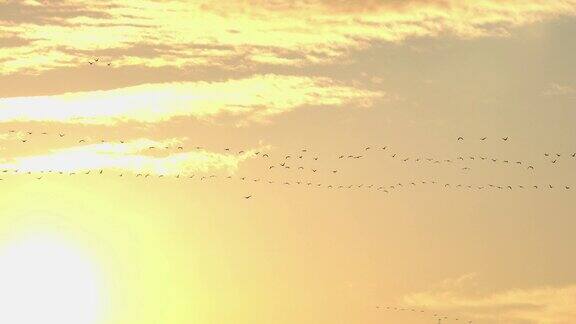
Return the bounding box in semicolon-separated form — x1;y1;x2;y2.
1;1;576;323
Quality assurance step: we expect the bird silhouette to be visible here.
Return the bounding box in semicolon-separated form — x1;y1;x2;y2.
244;195;252;199
457;137;464;141
502;137;509;141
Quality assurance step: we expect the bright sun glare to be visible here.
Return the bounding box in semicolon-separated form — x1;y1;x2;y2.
0;233;104;324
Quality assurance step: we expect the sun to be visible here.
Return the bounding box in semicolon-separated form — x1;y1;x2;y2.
0;233;105;324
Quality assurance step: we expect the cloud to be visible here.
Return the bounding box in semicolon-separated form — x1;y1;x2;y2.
0;0;575;75
543;83;576;96
0;138;256;175
0;74;383;125
403;273;576;324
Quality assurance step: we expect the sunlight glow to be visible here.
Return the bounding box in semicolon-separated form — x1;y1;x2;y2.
0;233;104;324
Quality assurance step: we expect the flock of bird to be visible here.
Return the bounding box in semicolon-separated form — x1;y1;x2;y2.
376;305;473;323
1;130;574;199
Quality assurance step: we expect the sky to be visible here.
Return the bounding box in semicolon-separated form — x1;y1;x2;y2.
0;0;576;323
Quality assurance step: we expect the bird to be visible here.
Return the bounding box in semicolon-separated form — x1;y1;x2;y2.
528;165;535;170
59;133;65;137
177;146;183;150
244;195;252;199
457;137;464;141
312;169;317;172
502;137;509;141
480;137;487;140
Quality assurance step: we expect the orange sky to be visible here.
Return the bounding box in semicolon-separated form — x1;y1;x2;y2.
1;1;576;323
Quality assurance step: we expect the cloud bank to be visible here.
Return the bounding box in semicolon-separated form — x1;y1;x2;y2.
1;0;575;74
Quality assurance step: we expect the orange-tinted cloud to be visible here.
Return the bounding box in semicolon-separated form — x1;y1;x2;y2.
403;273;576;324
0;74;383;125
1;0;574;75
0;138;258;175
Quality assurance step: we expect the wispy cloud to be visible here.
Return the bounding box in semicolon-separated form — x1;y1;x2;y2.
543;83;576;96
0;74;383;125
0;138;256;175
403;273;576;324
1;0;575;75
